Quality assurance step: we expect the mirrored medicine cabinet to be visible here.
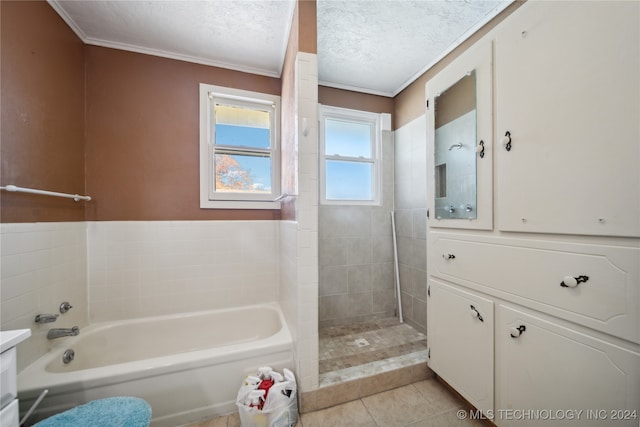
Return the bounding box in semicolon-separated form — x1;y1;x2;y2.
426;40;493;230
434;71;477;220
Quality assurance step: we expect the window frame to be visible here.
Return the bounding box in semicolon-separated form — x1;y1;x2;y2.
199;83;281;209
319;105;383;206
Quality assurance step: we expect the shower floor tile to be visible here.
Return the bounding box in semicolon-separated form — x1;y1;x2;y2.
319;318;428;383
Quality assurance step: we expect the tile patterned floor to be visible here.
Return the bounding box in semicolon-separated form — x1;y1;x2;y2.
184;319;451;427
319;318;428;380
185;378;485;427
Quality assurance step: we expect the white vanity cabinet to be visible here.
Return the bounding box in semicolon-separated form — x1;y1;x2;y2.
427;279;493;415
1;329;31;427
429;233;640;344
425;1;640;425
497;304;640;427
494;0;640;238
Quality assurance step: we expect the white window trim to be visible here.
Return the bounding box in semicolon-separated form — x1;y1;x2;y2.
319;105;383;206
199;83;281;209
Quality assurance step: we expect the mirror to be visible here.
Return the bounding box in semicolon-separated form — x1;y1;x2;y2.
433;71;477;220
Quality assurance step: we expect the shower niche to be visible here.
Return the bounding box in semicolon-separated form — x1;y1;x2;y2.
426;41;492;230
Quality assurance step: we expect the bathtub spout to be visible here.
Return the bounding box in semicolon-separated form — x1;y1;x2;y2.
47;326;79;339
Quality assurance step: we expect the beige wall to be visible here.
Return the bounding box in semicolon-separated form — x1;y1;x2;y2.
319;86;393;115
299;0;317;54
434;73;476;129
393;1;525;129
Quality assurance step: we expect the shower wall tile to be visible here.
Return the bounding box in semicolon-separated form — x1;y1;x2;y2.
347;265;372;294
371;210;392;237
372;234;393;263
373;289;397;313
395;210;413;238
87;220;279;322
1;222;88;372
348;292;373;316
394;115;428;335
319;238;347;267
372;263;394;292
347;238;372;265
319;206;349;238
320;294;350;321
346;207;371;237
319;265;348;296
318;118;396;327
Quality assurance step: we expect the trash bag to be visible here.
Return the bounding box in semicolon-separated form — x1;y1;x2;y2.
236;367;298;427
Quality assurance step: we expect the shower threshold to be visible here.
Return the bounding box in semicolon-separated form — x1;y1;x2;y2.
318;317;428;387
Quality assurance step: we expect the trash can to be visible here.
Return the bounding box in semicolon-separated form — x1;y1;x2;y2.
236;367;298;427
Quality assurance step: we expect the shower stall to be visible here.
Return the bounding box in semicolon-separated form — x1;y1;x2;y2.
318;119;429;386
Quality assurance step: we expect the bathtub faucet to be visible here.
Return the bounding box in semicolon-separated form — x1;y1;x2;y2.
47;326;80;339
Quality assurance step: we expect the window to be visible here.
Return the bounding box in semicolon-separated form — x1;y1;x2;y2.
200;84;280;209
319;106;383;205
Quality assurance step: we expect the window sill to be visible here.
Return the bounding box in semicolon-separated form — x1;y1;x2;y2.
320;199;381;207
200;200;282;210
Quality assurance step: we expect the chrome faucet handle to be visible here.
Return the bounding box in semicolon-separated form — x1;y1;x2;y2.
60;301;73;314
35;314;59;324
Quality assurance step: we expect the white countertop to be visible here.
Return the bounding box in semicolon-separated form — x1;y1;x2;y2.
0;329;31;353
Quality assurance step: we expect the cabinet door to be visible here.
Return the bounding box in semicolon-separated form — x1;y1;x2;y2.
426;39;493;230
497;304;640;427
495;1;640;237
427;279;493;414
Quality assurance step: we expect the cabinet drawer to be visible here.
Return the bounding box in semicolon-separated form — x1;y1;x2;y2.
0;399;19;427
496;304;640;427
0;348;17;409
430;234;640;343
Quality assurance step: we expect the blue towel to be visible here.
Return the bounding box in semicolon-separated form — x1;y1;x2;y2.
33;396;151;427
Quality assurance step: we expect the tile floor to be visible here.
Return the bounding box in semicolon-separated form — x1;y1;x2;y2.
318;318;428;387
185;319;468;427
185;377;485;427
319;318;427;374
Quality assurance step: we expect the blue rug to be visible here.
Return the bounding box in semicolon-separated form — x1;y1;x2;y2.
34;397;151;427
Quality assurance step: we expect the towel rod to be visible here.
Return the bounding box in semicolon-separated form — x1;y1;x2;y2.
0;185;91;202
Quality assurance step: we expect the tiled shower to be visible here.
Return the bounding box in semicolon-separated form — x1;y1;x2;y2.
318;130;396;327
317;115;429;385
318;117;428;334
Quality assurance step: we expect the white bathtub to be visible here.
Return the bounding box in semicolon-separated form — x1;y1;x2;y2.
17;304;294;427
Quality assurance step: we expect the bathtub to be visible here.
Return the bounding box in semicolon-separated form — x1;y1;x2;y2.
17;303;294;427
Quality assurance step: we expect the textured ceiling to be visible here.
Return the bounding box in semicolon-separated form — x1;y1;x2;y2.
50;0;297;77
49;0;510;97
317;0;508;96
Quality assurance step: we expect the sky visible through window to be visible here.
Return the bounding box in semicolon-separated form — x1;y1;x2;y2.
215;124;272;192
215;118;375;199
325;118;374;201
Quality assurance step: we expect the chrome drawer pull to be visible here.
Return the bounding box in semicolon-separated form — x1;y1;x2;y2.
560;275;589;288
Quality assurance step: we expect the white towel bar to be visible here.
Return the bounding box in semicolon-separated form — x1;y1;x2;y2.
0;185;91;202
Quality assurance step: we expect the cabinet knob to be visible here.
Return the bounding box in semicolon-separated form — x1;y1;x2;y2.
560;275;589;288
510;325;526;338
501;131;512;151
470;305;484;322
